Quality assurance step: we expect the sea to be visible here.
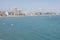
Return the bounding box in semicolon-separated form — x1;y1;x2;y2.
0;16;60;40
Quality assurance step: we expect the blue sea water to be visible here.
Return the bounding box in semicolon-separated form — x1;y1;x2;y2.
0;16;60;40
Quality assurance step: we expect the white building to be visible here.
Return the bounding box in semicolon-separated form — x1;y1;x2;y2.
14;8;19;16
5;11;9;16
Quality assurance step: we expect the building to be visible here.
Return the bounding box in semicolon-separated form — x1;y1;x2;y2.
18;10;23;15
0;11;7;16
14;8;19;16
8;12;14;16
5;11;9;16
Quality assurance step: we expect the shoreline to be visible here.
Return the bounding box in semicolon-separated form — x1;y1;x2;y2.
0;15;60;18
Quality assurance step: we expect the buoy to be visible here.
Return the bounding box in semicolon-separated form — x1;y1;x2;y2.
11;24;14;26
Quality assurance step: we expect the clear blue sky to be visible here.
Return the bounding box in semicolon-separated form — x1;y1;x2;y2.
0;0;60;12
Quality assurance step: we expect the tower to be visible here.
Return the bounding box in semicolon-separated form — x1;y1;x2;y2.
14;8;19;16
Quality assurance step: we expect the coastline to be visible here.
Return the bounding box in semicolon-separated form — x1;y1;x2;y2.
0;15;60;18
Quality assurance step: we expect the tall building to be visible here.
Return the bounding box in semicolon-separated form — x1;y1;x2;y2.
14;8;19;16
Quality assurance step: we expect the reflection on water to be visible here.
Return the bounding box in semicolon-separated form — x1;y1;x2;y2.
0;16;60;40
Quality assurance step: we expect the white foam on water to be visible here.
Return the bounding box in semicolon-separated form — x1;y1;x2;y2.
11;24;14;26
3;23;5;25
0;39;3;40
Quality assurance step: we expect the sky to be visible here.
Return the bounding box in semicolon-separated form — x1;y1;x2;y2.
0;0;60;12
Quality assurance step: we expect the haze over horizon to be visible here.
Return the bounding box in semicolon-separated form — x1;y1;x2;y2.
0;0;60;12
